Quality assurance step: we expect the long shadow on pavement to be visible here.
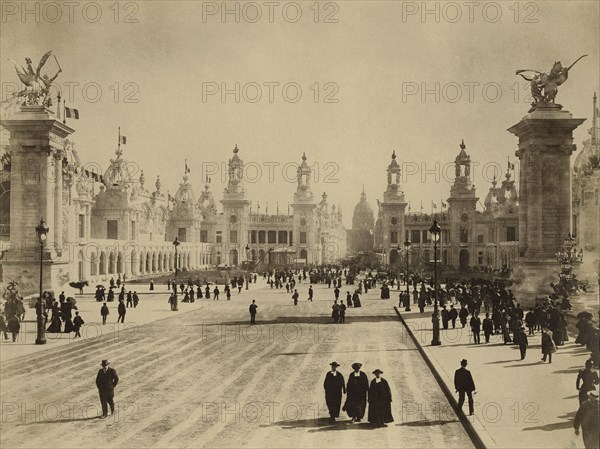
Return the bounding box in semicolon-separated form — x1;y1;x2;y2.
523;412;576;432
17;416;99;425
266;417;375;432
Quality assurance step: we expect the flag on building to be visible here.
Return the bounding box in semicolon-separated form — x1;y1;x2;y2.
120;135;127;145
185;159;191;173
432;201;437;210
508;159;515;170
441;200;447;208
65;107;79;119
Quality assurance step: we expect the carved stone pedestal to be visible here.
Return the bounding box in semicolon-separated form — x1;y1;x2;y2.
508;103;585;306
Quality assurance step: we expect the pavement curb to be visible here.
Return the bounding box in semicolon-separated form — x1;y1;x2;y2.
394;306;495;449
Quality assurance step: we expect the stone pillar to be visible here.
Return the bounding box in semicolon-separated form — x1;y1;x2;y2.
1;106;74;294
509;104;585;305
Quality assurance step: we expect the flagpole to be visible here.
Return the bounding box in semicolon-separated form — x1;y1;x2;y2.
62;102;66;124
118;127;121;154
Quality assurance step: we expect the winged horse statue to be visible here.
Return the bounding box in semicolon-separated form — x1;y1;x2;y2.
7;50;62;107
516;55;587;109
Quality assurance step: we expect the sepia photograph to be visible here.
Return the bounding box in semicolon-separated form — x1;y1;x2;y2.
0;1;599;448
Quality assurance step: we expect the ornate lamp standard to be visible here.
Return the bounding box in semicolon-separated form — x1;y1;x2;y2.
172;236;180;311
245;244;250;290
429;219;441;346
35;219;49;345
404;239;411;312
554;233;584;308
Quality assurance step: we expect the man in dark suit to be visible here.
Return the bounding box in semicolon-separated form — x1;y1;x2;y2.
96;360;119;418
324;362;346;422
344;362;369;422
249;300;258;325
454;359;476;416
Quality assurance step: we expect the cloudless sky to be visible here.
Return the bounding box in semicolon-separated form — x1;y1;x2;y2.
1;0;598;226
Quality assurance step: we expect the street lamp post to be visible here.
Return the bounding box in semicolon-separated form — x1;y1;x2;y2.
554;233;584;309
35;219;49;345
404;239;411;312
245;244;250;290
430;219;441;346
172;236;180;311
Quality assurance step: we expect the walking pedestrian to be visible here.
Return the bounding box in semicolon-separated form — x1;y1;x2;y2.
368;369;393;427
459;305;469;328
133;291;139;308
573;391;599;449
343;362;369;422
339;302;347;323
454;359;476;416
96;360;119;418
518;326;529;360
483;312;494;343
449;304;458;329
470;313;481;344
213;286;220;301
308;285;313;301
117;299;126;323
126;291;133;308
249;300;258;325
292;289;299;306
576;359;599;405
73;311;84;338
332;301;340;323
541;326;556;364
100;302;109;325
324;362;346;423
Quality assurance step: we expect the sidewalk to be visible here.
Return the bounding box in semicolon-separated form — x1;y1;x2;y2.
395;306;592;449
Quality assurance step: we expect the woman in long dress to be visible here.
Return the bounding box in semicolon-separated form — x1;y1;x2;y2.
368;369;393;427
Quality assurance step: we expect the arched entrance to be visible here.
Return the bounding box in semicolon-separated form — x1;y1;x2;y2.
459;249;469;271
299;249;308;265
389;249;399;265
230;249;238;266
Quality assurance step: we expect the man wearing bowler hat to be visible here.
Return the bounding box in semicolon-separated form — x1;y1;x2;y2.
454;359;476;416
343;362;369;422
96;360;119;418
324;362;346;422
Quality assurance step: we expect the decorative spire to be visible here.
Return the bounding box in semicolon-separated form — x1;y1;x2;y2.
460;139;466;150
302;152;307;161
391;150;396;159
492;174;497;187
155;175;161;192
139;170;145;188
233;144;239;154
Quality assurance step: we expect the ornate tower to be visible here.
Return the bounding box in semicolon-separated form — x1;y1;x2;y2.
220;145;250;266
509;100;585;304
1;105;75;293
291;153;318;266
447;140;478;270
380;151;407;265
351;185;375;251
167;169;202;247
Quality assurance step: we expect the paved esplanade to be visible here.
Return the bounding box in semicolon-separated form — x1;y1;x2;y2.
0;282;473;448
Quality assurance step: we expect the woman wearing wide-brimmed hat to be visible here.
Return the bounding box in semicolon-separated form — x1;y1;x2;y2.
368;369;393;427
